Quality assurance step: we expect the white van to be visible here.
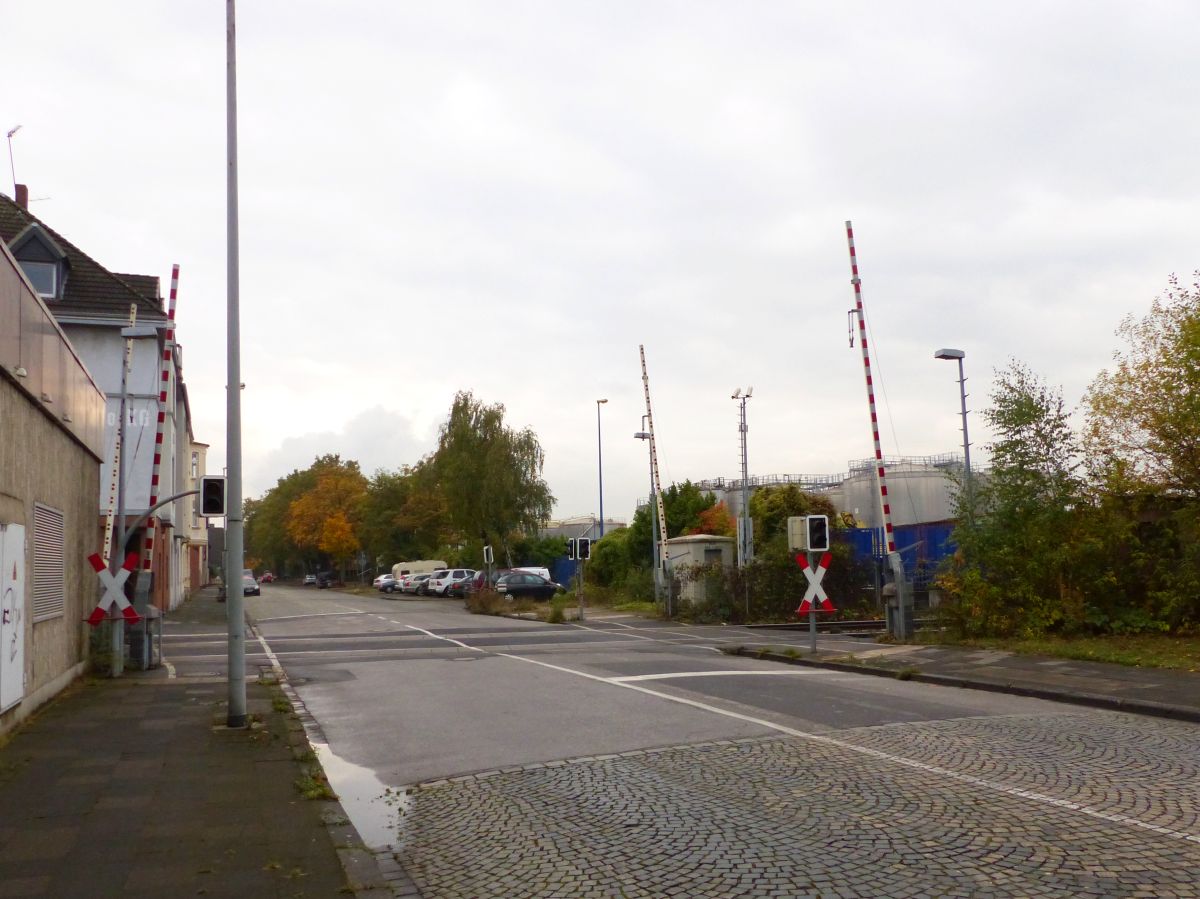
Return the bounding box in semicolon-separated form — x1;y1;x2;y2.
388;559;448;594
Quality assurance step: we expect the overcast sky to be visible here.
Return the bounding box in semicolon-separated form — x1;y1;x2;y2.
7;2;1198;523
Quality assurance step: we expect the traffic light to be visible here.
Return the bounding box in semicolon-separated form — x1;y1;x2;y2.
806;515;830;552
483;545;494;565
565;538;576;560
199;476;226;517
577;537;591;560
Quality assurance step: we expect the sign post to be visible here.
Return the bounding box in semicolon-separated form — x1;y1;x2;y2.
795;551;834;654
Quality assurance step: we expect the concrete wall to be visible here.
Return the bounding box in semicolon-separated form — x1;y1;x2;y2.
0;370;101;737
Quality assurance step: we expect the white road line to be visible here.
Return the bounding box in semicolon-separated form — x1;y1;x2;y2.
612;670;826;683
251;623;285;677
253;611;369;622
164;658;176;678
409;625;1200;848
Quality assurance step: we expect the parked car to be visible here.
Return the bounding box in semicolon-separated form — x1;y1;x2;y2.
316;571;336;589
259;571;276;583
426;568;476;596
467;568;510;593
303;574;317;586
372;573;391;588
377;574;397;593
402;573;432;595
496;571;562;601
242;575;260;597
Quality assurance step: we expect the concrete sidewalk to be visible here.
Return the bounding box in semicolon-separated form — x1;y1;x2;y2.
732;637;1200;722
0;588;388;898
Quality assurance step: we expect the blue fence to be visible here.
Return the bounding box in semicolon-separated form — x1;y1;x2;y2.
840;522;957;588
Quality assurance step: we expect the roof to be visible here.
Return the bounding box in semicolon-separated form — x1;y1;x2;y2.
0;193;164;322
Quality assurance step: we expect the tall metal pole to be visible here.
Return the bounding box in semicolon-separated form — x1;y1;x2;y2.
956;357;972;486
225;0;247;728
845;221;907;639
110;307;136;678
935;348;973;517
596;398;607;538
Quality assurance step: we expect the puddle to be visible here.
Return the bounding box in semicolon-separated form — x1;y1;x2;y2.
311;741;410;850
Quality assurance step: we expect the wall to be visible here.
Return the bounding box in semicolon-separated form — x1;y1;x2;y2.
0;386;103;734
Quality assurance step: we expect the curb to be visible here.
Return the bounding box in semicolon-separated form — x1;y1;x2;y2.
726;647;1200;724
248;622;423;899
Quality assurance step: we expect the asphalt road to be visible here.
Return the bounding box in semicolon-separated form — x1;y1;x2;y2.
165;583;1200;898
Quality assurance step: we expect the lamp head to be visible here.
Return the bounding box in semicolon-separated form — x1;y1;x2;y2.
731;388;741;399
934;348;965;360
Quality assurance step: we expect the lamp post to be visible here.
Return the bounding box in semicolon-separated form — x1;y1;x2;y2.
596;398;607;539
731;388;753;569
634;417;661;605
934;348;972;503
731;387;753;620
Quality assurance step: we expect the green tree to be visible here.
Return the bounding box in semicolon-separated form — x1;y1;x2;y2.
432;391;554;550
1085;272;1200;498
625;481;716;567
943;361;1086;635
748;484;837;556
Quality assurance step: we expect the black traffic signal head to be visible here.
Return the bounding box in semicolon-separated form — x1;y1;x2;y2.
577;537;591;560
565;538;576;560
199;476;226;517
806;515;829;552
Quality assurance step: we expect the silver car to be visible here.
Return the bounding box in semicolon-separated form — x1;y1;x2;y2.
426;568;475;596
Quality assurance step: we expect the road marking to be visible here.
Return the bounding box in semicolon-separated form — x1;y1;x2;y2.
254;611;370;622
250;623;284;677
164;658;176;679
407;625;1200;848
612;670;827;683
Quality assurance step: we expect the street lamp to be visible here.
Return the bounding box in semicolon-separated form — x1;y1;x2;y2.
634;417;661;605
934;348;972;501
596;399;607;538
731;387;753;570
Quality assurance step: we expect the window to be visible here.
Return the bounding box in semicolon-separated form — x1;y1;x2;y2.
20;261;57;299
191;451;199;480
33;504;65;621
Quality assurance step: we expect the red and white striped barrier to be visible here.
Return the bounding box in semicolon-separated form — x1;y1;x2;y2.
845;222;896;556
140;265;180;589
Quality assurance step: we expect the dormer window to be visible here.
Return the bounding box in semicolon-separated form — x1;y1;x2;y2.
20;260;57;299
9;223;68;302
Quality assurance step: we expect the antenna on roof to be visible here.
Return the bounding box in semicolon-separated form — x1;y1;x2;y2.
6;124;21;196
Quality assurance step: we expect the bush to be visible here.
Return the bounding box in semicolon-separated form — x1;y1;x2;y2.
465;589;508;616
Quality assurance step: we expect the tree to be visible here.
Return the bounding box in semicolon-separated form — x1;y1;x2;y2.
245;454;348;575
748;484;837;556
944;361;1086;635
432;392;554;549
286;460;368;571
688;501;736;537
1085;272;1200;498
625;481;716;566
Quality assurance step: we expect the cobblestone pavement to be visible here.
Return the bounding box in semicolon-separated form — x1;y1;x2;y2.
381;712;1200;898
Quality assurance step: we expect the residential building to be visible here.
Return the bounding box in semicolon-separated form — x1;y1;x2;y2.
0;186;202;614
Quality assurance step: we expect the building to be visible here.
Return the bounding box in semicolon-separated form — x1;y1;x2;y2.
0;236;106;736
0;187;204;614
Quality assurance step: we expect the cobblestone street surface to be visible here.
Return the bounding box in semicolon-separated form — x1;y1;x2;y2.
382;712;1200;898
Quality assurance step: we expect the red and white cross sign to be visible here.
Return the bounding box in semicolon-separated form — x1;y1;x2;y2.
87;552;142;627
795;551;835;614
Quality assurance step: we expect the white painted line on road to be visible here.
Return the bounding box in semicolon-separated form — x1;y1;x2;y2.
164;658;176;679
406;624;483;652
254;611;370;623
251;623;285;678
568;622;657;642
612;670;828;683
475;649;1200;848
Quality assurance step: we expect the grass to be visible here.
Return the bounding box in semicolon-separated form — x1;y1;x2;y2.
295;771;338;800
918;632;1200;671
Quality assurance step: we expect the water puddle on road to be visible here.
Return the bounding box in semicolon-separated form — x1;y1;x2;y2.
312;741;410;850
